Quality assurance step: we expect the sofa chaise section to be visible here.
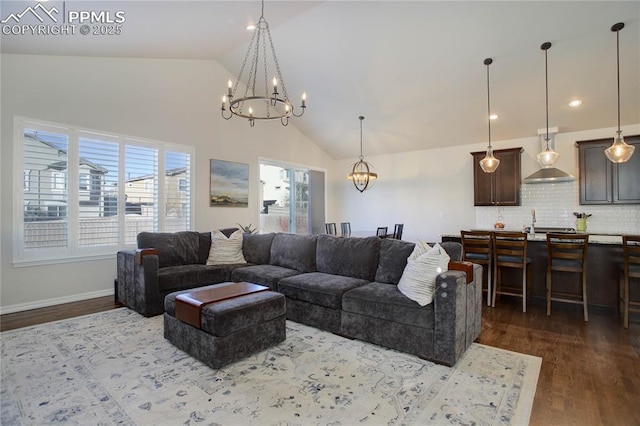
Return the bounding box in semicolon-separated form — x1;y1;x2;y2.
341;238;482;366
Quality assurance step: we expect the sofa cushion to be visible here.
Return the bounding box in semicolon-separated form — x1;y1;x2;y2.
230;264;301;291
137;231;200;268
270;233;317;273
206;230;247;265
316;235;380;280
196;228;239;264
440;241;462;262
278;272;369;309
342;282;435;329
157;264;243;292
242;233;275;265
374;238;416;284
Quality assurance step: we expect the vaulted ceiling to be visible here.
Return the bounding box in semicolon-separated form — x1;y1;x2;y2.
2;1;639;159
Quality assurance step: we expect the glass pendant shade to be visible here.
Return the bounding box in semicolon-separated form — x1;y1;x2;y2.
537;42;560;168
480;58;500;174
606;23;635;163
536;140;560;168
605;131;635;163
479;147;500;173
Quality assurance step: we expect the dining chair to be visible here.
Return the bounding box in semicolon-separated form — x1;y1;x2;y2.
546;233;589;321
620;235;640;328
492;232;532;312
340;222;351;237
391;224;404;240
461;230;493;306
376;227;388;238
325;223;337;236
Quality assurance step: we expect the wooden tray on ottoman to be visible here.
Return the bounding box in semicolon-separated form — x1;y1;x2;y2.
175;282;268;329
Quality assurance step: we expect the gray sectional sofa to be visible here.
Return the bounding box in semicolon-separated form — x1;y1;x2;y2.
117;230;482;366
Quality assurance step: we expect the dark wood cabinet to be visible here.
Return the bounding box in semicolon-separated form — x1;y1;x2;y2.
471;147;523;206
576;135;640;205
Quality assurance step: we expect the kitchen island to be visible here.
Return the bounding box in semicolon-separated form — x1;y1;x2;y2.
442;231;628;314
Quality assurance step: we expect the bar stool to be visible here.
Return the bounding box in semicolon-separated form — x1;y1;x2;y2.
461;230;493;306
340;222;351;237
621;235;640;328
492;232;531;312
546;233;589;321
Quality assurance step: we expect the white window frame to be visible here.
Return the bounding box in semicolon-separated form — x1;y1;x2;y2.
13;117;195;266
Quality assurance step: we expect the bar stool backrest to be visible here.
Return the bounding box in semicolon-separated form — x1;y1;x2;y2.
340;222;351;237
493;232;528;267
624;235;640;278
546;233;589;272
392;224;404;240
461;230;493;260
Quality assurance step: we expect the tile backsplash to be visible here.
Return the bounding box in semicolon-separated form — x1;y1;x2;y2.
476;181;640;235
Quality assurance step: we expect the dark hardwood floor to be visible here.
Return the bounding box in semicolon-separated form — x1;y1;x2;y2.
1;296;639;425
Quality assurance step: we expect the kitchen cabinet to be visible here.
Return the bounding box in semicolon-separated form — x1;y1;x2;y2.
470;147;523;206
576;135;640;205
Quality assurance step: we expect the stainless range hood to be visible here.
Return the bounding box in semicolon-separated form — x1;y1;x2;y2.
523;129;574;184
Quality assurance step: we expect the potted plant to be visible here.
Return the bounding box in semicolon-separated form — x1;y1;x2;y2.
236;223;257;234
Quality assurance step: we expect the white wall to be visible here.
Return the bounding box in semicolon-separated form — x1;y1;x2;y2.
331;124;640;242
0;54;334;312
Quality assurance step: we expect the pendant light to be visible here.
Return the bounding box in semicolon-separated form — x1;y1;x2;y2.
605;22;635;163
479;58;500;173
537;42;560;168
347;116;377;193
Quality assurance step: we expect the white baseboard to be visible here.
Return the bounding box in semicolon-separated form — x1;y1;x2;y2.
0;289;114;315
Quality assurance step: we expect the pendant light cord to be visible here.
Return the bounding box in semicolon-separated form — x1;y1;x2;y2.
616;27;621;132
544;47;549;144
486;59;492;147
540;42;552;148
359;116;364;160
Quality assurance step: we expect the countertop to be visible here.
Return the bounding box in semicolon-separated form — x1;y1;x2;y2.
443;230;623;245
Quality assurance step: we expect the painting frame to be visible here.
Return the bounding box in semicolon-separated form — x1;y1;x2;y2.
209;159;249;208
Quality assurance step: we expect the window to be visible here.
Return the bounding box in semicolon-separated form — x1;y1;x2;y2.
259;160;325;235
14;118;194;263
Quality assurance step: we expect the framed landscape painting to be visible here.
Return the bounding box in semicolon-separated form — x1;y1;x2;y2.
210;159;249;207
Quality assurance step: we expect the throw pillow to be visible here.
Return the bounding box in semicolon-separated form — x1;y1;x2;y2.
206;230;247;265
397;241;450;306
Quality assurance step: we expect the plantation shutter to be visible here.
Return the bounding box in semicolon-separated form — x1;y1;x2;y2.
77;134;119;247
164;151;191;233
22;128;70;250
124;143;158;244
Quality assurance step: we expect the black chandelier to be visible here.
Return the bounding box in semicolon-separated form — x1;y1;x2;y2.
221;0;306;127
347;116;377;193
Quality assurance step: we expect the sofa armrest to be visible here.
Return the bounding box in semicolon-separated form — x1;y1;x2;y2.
117;249;162;317
432;263;483;366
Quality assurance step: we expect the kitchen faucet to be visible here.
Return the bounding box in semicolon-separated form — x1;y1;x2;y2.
530;209;536;234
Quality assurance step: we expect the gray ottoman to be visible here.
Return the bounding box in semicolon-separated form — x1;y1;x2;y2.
164;283;286;369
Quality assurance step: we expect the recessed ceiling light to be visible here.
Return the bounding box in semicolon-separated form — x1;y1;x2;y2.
569;99;582;107
246;24;256;31
489;114;499;120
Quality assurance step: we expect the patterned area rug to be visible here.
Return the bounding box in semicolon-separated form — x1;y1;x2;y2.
1;308;540;425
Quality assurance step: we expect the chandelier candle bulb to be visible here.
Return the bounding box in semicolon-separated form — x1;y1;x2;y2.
301;92;307;107
227;80;233;97
221;96;227;110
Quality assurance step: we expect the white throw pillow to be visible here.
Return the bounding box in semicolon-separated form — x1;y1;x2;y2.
397;241;450;306
206;230;247;265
